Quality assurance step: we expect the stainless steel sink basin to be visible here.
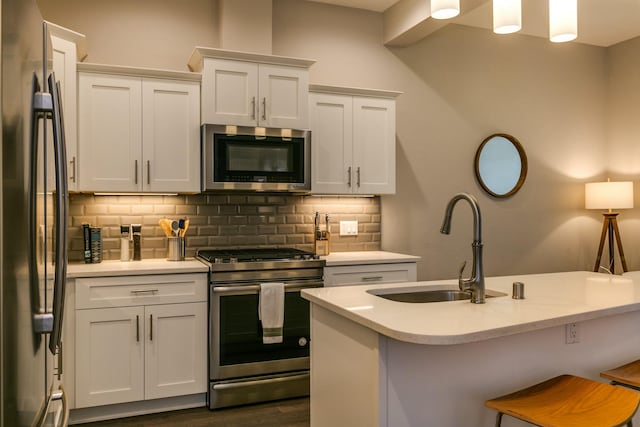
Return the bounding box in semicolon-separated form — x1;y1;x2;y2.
368;286;507;303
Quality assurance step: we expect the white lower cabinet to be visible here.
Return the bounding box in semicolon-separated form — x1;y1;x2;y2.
74;273;207;408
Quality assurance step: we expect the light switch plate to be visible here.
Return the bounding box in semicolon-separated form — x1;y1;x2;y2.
340;220;358;236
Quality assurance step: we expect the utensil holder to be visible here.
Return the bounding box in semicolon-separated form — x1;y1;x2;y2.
167;237;185;261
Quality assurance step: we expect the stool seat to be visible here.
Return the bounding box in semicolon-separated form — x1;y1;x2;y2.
485;374;640;427
601;359;640;390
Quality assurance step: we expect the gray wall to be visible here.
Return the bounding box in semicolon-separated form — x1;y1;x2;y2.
41;0;638;279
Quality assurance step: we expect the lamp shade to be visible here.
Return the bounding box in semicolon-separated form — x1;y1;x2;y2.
549;0;577;43
494;0;522;34
585;181;634;210
431;0;460;19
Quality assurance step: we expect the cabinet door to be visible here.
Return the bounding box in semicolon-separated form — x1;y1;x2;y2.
353;97;396;195
142;79;201;192
144;302;207;400
309;93;353;194
78;73;142;192
75;306;145;408
50;35;79;191
201;58;258;126
258;65;309;129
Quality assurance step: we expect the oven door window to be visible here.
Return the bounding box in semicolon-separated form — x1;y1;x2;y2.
218;291;310;366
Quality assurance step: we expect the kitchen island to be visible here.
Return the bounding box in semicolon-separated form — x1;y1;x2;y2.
301;271;640;426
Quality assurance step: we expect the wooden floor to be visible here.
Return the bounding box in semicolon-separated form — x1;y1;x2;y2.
74;398;310;427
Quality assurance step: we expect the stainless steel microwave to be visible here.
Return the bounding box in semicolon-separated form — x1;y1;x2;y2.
202;124;311;192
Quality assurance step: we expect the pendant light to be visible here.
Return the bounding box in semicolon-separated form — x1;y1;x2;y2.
493;0;522;34
549;0;577;42
431;0;460;19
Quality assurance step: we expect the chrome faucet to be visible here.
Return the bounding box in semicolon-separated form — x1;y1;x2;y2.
440;193;485;304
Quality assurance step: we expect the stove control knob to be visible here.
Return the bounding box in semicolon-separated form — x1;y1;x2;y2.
229;257;238;263
214;257;223;264
298;337;308;347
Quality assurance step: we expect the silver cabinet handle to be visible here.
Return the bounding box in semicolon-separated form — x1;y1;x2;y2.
134;160;138;184
70;156;76;183
136;315;140;342
251;97;256;120
131;289;159;295
347;166;352;187
149;314;153;341
261;97;267;121
357;166;361;187
361;276;384;282
147;160;150;185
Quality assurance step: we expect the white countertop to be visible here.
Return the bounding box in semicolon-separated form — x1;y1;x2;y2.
67;258;209;278
301;271;640;345
322;251;420;266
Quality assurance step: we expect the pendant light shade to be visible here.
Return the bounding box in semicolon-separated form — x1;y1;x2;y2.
549;0;577;42
493;0;522;34
431;0;460;19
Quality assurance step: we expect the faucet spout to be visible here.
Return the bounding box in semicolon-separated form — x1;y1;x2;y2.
440;193;485;304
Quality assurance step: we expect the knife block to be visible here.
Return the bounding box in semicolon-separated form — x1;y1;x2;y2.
314;229;331;256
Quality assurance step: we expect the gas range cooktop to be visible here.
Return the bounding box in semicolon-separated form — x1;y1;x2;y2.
197;247;319;265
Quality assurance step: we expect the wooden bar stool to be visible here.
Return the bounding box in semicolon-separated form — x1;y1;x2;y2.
601;359;640;391
485;374;640;427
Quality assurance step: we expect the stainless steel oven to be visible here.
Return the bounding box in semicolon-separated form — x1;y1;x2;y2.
197;248;324;409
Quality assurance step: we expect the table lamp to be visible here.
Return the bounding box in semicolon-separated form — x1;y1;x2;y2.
585;180;634;273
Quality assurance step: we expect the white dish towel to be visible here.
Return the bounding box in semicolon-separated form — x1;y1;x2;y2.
258;282;285;344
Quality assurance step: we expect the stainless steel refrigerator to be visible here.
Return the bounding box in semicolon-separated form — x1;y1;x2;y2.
1;0;69;425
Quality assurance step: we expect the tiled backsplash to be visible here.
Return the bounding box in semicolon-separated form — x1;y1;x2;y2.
68;194;381;262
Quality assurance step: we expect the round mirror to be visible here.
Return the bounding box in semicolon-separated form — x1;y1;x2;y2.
474;133;527;198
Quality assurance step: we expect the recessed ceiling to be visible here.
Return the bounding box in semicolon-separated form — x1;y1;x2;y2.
308;0;640;47
307;0;399;13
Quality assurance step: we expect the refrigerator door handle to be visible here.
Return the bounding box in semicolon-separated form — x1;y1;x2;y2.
32;384;69;427
48;73;68;354
29;73;53;334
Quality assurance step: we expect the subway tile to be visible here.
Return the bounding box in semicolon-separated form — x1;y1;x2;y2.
229;216;249;225
154;205;177;215
85;204;109;215
198;204;219;215
68;194;381;260
219;205;237;215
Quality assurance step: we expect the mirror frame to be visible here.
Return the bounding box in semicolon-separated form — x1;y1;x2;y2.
474;133;528;198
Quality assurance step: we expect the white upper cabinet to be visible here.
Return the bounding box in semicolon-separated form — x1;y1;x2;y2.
77;64;201;193
46;21;87;192
189;48;314;129
78;73;142;192
309;86;400;195
142;79;200;192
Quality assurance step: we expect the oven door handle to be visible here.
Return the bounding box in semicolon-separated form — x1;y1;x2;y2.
212;282;323;295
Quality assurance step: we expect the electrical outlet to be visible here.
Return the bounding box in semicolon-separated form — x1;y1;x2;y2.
339;220;358;236
565;323;579;344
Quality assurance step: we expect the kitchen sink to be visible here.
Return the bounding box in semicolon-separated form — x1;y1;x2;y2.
368;286;508;303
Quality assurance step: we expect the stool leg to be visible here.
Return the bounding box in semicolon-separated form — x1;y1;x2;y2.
495;412;503;427
627;421;632;427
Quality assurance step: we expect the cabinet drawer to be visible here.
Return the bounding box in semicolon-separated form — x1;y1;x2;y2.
324;263;417;287
76;273;207;309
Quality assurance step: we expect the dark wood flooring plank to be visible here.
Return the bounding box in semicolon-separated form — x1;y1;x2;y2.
74;398;310;427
